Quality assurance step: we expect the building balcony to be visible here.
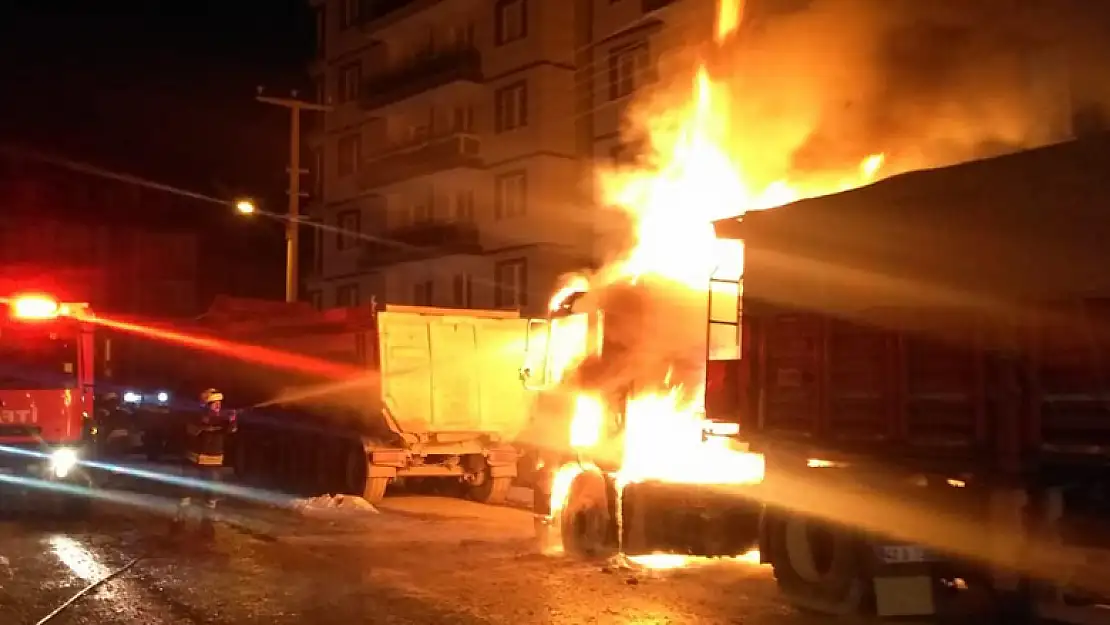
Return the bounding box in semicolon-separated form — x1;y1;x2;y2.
360;47;482;110
358;221;482;269
358;132;482;189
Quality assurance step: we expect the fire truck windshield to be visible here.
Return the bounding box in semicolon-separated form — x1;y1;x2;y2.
0;325;78;390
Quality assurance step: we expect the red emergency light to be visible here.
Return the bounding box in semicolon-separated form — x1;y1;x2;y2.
11;294;61;319
6;294;89;321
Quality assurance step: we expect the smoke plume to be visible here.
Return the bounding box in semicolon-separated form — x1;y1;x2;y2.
624;0;1110;187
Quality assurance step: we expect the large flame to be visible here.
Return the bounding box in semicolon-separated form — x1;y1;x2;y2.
545;0;888;557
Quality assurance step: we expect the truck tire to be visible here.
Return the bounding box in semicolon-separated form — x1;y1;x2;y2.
768;512;866;616
362;476;388;504
468;473;512;505
560;470;614;558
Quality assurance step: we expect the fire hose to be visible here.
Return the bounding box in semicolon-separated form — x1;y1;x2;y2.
34;555;144;625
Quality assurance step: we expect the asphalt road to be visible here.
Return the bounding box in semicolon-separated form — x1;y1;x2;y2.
0;468;831;625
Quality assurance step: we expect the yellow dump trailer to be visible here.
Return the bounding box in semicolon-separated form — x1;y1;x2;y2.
199;298;535;504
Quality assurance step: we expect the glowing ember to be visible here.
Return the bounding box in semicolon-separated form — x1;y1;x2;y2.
627;549;763;570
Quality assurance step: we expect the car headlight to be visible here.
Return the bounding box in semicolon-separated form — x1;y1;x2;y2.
50;448;79;479
122;391;141;404
156;391;170;404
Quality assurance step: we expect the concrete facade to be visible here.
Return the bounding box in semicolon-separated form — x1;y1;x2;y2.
307;0;696;315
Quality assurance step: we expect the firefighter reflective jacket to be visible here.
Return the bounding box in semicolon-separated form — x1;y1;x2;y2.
185;412;232;467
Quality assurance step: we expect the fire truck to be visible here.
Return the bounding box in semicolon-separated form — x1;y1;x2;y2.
0;293;96;514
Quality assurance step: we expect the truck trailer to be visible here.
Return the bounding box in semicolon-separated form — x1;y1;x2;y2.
713;135;1110;622
199;299;535;504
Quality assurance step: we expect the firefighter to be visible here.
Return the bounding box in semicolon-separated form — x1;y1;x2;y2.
171;388;236;539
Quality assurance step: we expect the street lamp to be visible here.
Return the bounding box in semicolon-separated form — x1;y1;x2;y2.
233;197;302;305
235;199;256;215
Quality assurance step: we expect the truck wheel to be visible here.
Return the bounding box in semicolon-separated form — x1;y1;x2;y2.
468;472;512;505
768;512;866;615
344;445;367;495
561;470;614;558
362;477;388;504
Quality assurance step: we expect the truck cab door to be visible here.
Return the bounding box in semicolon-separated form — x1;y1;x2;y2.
521;318;552;390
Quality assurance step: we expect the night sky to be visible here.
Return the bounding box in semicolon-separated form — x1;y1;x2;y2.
0;0;317;301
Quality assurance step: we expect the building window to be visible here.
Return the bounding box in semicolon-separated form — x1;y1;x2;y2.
494;82;528;133
314;76;326;105
494;259;527;309
610;141;643;166
450;23;476;49
313;228;323;274
495;0;527;46
452;106;474;132
455;190;475;222
494;171;526;219
311;148;323;196
336;209;361;250
412;188;434;224
341;0;360;29
413;280;434;306
315;8;326;54
306;290;323;310
337;133;360;177
338;62;361;103
336;283;360;307
609;42;649;100
452;274;473;308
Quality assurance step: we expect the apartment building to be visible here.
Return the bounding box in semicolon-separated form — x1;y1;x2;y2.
307;0;604;315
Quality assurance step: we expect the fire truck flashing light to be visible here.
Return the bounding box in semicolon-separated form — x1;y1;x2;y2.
11;294;62;319
7;295;89;321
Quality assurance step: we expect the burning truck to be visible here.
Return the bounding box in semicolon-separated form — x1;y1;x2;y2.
523;271;765;560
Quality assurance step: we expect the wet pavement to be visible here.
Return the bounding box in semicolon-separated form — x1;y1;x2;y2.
0;465;832;625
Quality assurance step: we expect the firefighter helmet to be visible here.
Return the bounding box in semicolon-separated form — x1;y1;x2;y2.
200;388;224;404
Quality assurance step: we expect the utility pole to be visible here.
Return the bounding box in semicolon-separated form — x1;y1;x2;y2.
256;92;330;303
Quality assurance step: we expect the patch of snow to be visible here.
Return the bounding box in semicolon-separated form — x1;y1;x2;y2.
292;493;380;516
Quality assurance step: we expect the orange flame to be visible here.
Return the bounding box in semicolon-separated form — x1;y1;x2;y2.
545;0;890;561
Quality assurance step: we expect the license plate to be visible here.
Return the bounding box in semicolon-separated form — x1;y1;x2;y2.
877;545;931;563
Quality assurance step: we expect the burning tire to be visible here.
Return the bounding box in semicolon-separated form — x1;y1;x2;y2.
560;470;616;558
767;511;866;615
